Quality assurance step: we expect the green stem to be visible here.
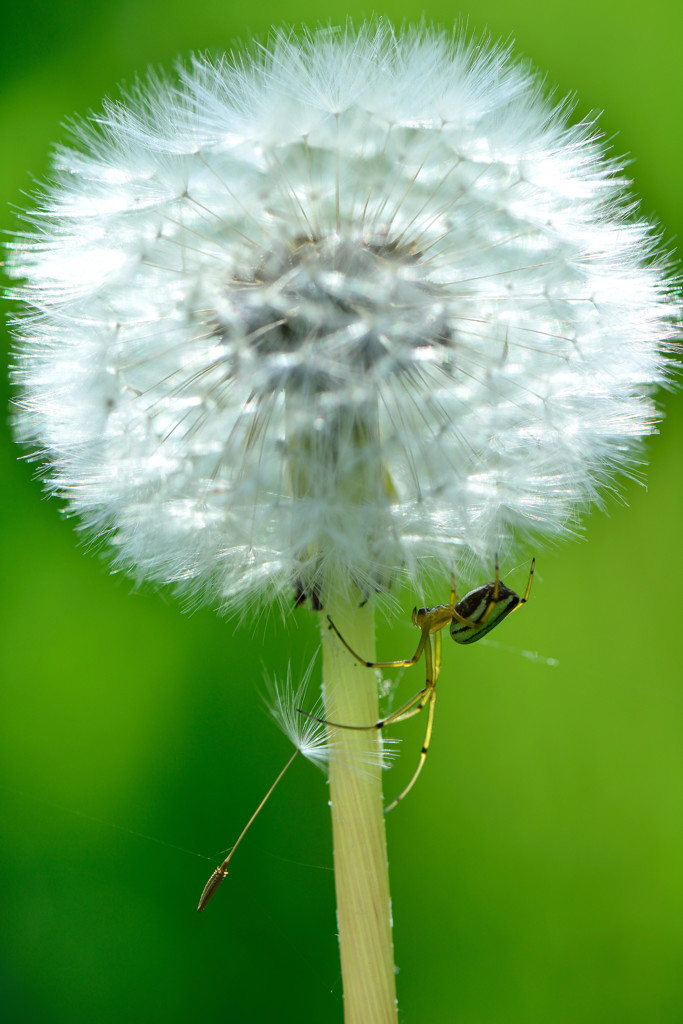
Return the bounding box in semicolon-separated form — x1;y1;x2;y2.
320;596;398;1024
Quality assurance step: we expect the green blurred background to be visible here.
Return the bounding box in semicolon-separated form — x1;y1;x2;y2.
1;2;682;1022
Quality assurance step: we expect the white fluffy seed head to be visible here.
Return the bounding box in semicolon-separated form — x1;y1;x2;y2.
7;22;680;612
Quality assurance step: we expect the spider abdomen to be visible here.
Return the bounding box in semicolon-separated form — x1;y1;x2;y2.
450;581;520;644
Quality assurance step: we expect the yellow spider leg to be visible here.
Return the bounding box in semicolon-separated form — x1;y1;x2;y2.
448;569;479;627
521;557;536;603
450;607;481;630
468;555;503;631
384;634;440;812
301;626;439;735
326;614;429;670
304;683;429;733
316;614;447;811
493;554;501;600
449;570;457;607
432;628;442;684
384;686;437;813
378;636;437;726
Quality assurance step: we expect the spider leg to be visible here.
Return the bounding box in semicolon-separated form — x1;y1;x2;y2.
469;554;502;629
450;607;482;629
298;625;438;735
326;614;429;669
384;685;437;813
297;683;430;733
519;557;536;604
312;612;447;810
384;630;440;811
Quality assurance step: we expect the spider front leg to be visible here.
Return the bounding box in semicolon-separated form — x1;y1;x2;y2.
326;614;430;675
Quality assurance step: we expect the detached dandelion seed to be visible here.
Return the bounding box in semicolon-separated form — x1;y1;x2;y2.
197;661;398;912
6;21;680;1024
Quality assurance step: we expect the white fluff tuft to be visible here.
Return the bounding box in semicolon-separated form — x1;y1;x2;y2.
7;22;680;611
266;660;398;772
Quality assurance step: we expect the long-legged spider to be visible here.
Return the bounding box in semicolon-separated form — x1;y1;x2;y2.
318;557;535;812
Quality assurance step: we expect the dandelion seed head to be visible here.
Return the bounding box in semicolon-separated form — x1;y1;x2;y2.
7;22;680;610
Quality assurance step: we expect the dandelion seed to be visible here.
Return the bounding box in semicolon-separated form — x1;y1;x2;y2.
197;658;398;913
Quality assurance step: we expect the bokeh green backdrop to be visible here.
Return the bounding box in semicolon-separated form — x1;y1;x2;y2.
2;2;682;1022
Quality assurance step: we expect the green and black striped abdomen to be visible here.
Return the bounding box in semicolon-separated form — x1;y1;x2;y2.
449;581;520;644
